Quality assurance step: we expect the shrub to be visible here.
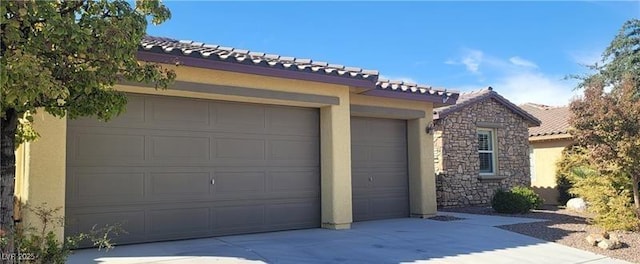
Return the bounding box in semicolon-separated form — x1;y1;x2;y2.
1;204;125;264
511;186;544;210
556;174;574;206
555;146;589;205
570;167;640;231
491;189;531;214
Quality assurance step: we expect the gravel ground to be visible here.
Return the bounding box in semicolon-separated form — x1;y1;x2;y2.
441;205;640;263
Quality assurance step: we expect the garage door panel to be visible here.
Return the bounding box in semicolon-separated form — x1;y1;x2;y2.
213;171;266;194
352;198;370;221
351;117;409;222
369;169;408;184
269;139;319;161
67;94;320;244
369;146;406;162
148;97;211;127
267;106;319;137
269;170;318;192
214;102;266;132
351;145;369;163
151;136;211;161
214;138;266;159
148;207;210;235
149;172;211;197
74;171;145;202
369;118;407;139
351;171;372;190
212;191;318;202
266;201;321;225
370;197;409;218
74;133;145;161
214;204;265;228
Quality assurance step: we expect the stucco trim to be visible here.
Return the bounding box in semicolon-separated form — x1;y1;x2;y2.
361;89;455;105
122;80;340;106
350;105;425;119
529;133;573;142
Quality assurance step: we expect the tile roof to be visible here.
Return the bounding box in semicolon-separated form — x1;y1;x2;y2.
375;79;459;104
139;36;378;82
520;103;572;138
138;36;460;105
434;87;541;126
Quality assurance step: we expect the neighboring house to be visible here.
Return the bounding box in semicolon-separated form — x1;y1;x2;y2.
14;36;459;245
433;87;540;207
520;103;573;205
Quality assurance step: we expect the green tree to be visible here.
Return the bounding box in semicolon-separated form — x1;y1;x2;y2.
569;19;640;217
1;0;175;255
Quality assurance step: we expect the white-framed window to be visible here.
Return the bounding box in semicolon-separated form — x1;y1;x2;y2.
477;128;496;175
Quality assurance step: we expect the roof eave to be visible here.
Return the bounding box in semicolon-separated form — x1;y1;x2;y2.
362;89;459;105
137;51;378;89
529;133;573;142
433;92;542;125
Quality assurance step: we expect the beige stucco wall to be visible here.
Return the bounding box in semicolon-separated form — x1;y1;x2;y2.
530;137;573;204
320;97;353;229
14;112;67;239
15;63;438;240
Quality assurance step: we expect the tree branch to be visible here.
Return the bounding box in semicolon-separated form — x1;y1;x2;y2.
59;1;85;16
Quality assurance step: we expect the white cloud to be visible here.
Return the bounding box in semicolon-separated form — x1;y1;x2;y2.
509;56;538;68
447;49;579;106
492;72;579;106
461;49;483;74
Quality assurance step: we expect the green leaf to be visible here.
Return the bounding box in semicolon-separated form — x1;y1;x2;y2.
1;0;175;144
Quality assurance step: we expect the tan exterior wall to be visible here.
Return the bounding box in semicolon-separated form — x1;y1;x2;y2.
320;97;352;229
14;112;67;239
15;64;439;240
530;137;573;204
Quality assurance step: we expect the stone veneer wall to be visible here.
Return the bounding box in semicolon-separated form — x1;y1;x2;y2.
434;99;531;207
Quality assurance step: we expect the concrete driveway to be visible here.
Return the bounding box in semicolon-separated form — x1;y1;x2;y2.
68;212;629;264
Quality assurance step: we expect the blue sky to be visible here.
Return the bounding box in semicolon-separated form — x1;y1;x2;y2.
146;1;639;106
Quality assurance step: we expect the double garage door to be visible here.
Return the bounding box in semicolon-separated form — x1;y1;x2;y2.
66;94;408;244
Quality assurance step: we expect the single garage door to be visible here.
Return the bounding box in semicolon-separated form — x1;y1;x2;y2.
351;117;409;221
66;94;320;244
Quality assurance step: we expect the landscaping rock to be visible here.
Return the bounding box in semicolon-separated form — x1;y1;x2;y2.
566;198;587;212
597;238;621;250
586;233;605;246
